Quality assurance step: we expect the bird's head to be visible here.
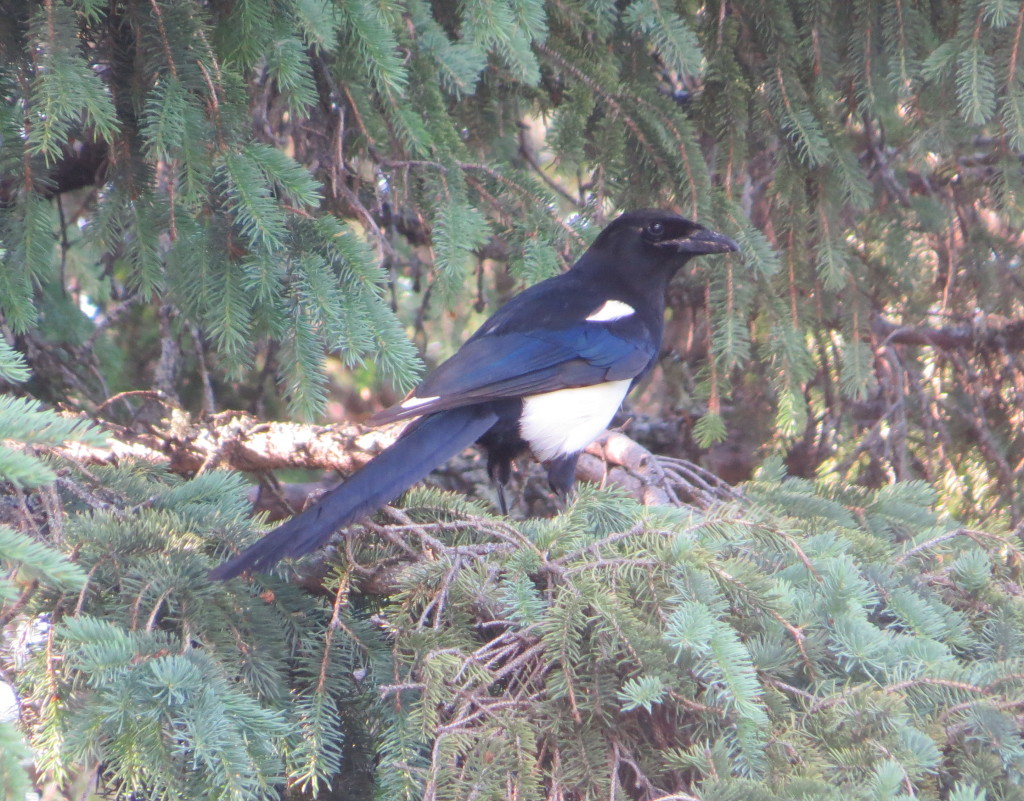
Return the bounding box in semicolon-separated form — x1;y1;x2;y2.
590;209;739;271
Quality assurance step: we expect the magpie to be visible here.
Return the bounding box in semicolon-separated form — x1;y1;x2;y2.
209;209;738;579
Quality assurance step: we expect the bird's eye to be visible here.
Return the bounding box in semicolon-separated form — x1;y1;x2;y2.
646;221;666;240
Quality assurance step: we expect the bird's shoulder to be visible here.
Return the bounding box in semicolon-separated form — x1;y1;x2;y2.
468;270;644;341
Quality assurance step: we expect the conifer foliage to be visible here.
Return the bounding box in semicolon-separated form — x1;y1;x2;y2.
1;1;1023;799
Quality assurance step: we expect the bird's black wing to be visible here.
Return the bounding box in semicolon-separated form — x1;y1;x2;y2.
371;269;659;424
371;321;655;424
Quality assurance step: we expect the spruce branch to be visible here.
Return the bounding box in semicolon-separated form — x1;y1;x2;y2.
55;412;703;513
874;314;1024;353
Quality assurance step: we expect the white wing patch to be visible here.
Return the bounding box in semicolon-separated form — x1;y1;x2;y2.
585;299;635;322
400;394;440;409
519;379;631;462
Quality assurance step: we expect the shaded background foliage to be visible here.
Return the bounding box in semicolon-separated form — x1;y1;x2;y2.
2;0;1023;524
0;0;1023;799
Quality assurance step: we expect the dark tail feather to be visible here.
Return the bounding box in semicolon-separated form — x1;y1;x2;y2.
209;407;499;580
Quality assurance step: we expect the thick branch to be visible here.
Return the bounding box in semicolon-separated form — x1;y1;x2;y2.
57;412;725;510
61;411;401;476
873;315;1024;353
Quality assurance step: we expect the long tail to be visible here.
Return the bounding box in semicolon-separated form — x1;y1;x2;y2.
209;407;499;579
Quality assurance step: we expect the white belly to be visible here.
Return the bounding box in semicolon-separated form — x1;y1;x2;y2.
519;379;632;462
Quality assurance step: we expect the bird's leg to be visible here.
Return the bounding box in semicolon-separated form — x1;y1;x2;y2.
545;453;580;508
546;454;580;515
487;455;513;515
495;480;509;516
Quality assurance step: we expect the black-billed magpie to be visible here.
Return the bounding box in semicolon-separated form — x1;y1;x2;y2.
210;210;738;579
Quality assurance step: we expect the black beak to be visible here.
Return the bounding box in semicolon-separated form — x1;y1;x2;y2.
671;227;739;255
